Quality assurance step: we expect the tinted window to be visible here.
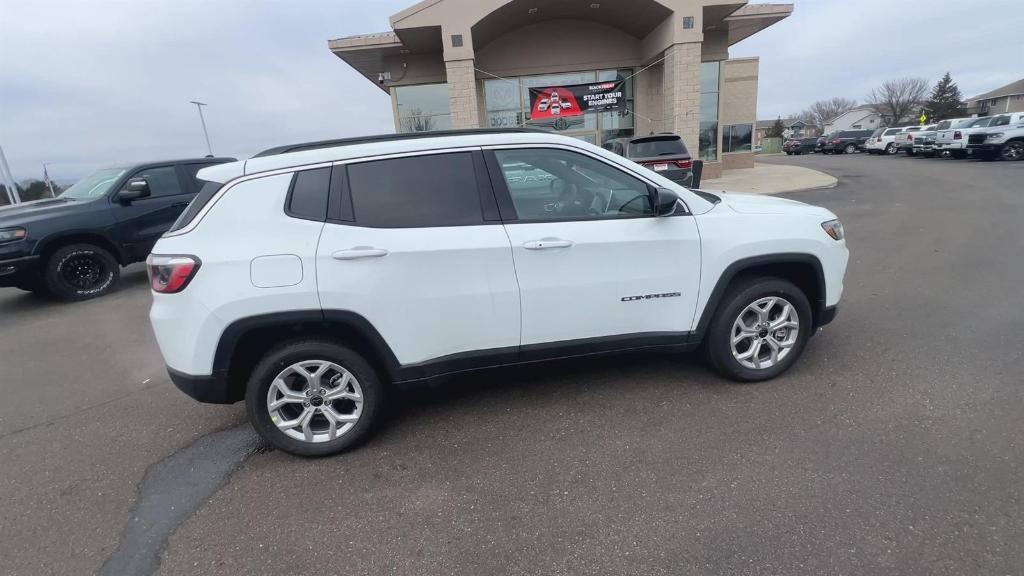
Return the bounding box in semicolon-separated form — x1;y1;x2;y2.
182;163;217;189
347;153;482;228
286;167;330;221
883;128;903;136
130;166;182;197
628;136;688;158
936;120;952;130
494;148;653;221
991;115;1010;127
168;181;222;233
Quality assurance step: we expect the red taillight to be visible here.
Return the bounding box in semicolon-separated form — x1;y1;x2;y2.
831;139;841;144
147;255;201;294
875;137;882;142
674;159;692;169
953;131;962;140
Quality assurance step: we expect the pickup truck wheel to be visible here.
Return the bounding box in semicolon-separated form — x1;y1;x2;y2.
844;144;857;154
705;277;812;382
43;243;120;301
1000;141;1023;161
246;340;383;457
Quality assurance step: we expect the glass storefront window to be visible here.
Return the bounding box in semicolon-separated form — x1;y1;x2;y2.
699;62;720;161
394;84;452;132
483;69;634;144
723;124;753;153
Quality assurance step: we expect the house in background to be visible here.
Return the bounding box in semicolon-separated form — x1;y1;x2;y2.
753;118;819;144
965;78;1024;116
823;106;881;133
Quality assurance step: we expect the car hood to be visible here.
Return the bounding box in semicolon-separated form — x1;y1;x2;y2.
0;197;87;226
701;191;834;217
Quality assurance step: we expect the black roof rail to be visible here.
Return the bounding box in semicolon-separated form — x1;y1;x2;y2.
252;128;549;158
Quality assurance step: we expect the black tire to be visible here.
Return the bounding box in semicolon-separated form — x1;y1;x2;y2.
906;149;916;156
951;150;968;159
844;143;857;154
246;340;384;457
884;143;895;154
43;243;120;301
1000;141;1024;161
785;151;792;155
704;277;813;382
977;151;997;162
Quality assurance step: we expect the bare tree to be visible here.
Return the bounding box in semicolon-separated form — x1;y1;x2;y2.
797;97;859;131
865;77;929;126
400;108;435;132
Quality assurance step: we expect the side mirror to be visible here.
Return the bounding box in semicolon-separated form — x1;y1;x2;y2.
655;187;683;216
117;179;151;203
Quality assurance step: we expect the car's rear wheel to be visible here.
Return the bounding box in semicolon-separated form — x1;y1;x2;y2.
1000;141;1023;161
246;340;383;457
844;143;857;154
705;277;812;382
884;143;896;154
43;243;120;301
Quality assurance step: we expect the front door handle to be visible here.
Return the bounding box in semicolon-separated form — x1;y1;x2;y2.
523;238;574;250
331;247;389;260
170;202;189;208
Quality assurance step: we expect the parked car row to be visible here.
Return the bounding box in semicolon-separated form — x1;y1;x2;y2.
785;112;1024;162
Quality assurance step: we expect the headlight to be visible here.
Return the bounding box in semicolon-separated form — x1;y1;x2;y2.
986;133;1004;140
0;227;27;243
821;219;844;241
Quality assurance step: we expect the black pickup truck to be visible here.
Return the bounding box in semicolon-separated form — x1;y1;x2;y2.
0;157;233;300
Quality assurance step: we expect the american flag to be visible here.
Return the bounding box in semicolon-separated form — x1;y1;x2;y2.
42;164;55;196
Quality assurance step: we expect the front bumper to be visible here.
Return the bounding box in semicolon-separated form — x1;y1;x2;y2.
816;305;838;329
0;255;41;288
167;367;237;404
967;143;999;151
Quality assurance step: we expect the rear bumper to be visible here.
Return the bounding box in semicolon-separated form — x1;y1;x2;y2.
167;367;236;404
0;255;41;288
934;141;965;150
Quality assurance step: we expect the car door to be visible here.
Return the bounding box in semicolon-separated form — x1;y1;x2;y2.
315;150;520;372
484;145;701;352
110;164;197;261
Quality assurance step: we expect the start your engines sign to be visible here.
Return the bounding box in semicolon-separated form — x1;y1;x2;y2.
528;80;626;120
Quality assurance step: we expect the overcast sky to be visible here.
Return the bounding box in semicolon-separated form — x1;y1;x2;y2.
1;0;1021;182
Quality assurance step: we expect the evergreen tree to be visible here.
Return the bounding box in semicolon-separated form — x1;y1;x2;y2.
767;117;786;138
925;72;964;121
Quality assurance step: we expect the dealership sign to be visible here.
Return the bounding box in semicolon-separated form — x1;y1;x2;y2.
528;80;626;121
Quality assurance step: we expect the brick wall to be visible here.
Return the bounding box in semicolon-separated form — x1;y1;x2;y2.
662;42;701;153
444;59;481;128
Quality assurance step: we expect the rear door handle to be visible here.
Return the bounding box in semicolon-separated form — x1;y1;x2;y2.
332;247;389;260
523;238;574;250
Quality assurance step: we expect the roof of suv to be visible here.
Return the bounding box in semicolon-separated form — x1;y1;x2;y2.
198;129;629;184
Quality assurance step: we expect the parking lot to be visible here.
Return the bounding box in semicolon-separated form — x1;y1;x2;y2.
1;152;1022;575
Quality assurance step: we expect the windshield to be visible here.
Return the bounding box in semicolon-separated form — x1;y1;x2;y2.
60;168;127;199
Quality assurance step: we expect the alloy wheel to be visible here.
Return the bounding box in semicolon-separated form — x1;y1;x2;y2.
730;296;800;370
60;253;106;290
266;360;364;443
1002;142;1023;161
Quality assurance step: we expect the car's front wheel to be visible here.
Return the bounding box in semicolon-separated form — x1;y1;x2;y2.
1000;141;1023;161
705;277;813;382
43;243;120;301
246;340;383;457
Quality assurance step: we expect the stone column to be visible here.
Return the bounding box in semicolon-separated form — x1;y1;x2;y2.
662;42;701;156
445;59;480;129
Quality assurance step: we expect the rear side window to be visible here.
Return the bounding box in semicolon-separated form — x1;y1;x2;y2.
168;181;222;233
286;167;330;221
346;153;483;228
628;136;687;158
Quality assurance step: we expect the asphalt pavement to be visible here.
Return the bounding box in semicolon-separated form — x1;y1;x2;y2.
0;152;1021;575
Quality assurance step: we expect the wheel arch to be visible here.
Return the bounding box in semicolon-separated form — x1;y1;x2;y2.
693;253;827;340
35;231;128;265
213;310;401;403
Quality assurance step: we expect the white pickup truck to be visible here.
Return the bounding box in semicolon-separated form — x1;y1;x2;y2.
934;116;996;158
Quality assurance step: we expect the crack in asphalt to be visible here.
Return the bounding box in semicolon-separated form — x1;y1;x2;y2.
97;424;261;576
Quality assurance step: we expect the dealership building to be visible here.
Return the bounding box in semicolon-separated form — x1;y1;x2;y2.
329;0;790;179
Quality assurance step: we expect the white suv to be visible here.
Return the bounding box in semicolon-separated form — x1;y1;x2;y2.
148;130;849;456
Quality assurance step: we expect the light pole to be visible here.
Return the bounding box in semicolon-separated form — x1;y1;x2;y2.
189;101;213;156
